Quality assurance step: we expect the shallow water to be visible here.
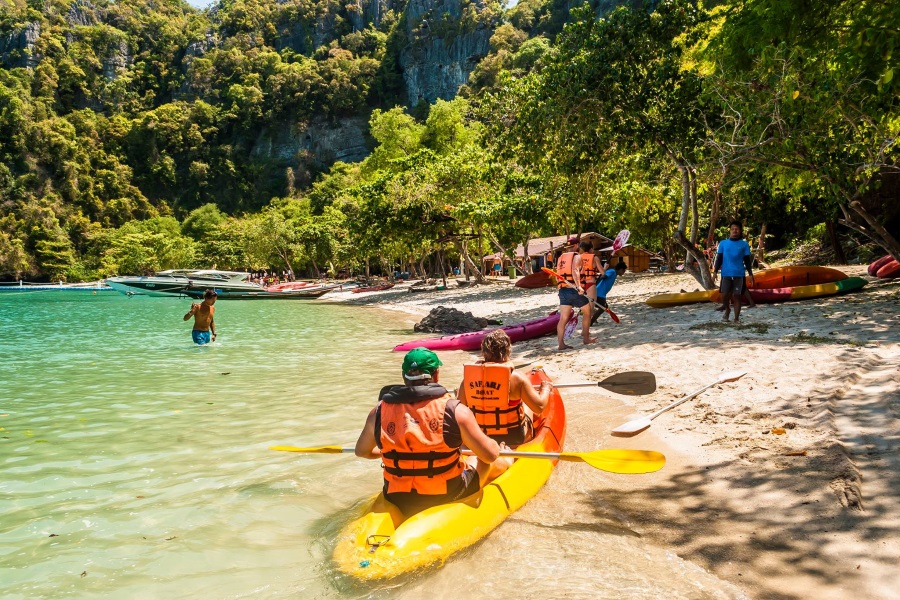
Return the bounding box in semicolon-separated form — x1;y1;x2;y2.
0;293;746;599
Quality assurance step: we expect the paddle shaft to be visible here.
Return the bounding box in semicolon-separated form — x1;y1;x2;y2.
647;371;747;420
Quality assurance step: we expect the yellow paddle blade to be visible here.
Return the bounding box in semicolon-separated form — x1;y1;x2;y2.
559;449;666;474
269;445;348;454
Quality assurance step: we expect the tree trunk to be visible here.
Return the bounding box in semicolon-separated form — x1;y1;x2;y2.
365;257;370;278
523;237;532;274
673;164;714;289
756;222;768;267
848;201;900;261
456;238;483;282
707;183;721;248
437;249;447;288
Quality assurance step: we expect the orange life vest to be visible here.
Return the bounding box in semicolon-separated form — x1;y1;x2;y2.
580;251;599;284
463;363;525;444
377;392;466;495
555;251;578;287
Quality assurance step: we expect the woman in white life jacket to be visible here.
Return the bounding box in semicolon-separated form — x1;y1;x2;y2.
355;347;501;516
457;329;552;475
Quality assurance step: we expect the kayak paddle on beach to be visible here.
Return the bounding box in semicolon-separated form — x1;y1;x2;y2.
543;267;621;323
535;371;656;395
611;370;747;436
270;445;665;474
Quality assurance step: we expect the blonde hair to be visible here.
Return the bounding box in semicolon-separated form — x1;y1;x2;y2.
481;329;512;363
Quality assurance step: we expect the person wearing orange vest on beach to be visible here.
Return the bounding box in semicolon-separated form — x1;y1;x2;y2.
355;348;501;517
555;248;597;350
578;241;603;324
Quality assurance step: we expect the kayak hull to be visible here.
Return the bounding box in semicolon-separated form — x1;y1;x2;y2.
876;259;900;279
515;271;553;288
332;368;566;580
868;255;893;276
393;311;571;352
646;290;714;308
748;266;847;289
711;276;866;303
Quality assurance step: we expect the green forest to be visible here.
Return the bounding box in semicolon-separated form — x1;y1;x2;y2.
0;0;897;287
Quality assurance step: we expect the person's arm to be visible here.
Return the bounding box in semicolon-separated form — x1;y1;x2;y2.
456;404;500;464
183;303;198;321
456;379;469;406
354;406;382;459
210;307;216;339
743;252;755;284
713;250;723;278
572;255;584;294
511;373;549;416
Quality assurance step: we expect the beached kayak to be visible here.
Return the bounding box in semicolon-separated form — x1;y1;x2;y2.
876;259;900;279
645;290;715;308
711;276;866;303
868;255;893;276
392;311;572;352
748;266;847;289
333;367;566;580
515;271;553;288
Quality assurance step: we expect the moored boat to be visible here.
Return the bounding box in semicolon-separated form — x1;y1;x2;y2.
333;367;566;580
106;269;263;296
392;311;572;352
352;283;394;293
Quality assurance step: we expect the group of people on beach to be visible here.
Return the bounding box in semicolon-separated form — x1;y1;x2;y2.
355;330;549;516
553;240;628;350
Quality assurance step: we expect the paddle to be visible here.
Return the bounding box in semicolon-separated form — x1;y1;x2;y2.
269;445;665;475
534;371;656;396
542;267;621;324
611;370;748;436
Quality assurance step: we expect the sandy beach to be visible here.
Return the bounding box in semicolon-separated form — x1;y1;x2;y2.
328;267;900;600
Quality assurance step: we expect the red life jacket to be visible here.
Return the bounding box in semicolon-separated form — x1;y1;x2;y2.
462;363;525;445
555;251;578;287
376;390;465;495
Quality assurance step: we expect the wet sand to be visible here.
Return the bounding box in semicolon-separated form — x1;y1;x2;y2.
327;266;900;600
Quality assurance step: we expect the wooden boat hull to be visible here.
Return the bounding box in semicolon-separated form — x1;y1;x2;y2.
333;368;566;580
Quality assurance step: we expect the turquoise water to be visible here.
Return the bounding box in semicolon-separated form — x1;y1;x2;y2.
0;293;747;599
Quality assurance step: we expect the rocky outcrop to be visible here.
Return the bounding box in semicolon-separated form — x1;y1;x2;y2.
66;0;104;27
252;116;370;166
0;22;41;69
102;40;131;81
399;0;494;103
414;306;501;333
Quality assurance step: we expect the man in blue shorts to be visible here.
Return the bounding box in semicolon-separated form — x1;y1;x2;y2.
183;289;217;344
713;221;756;323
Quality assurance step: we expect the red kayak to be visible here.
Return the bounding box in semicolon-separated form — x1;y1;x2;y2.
876;259;900;279
515;271;553;288
868;255;893;276
393;311;572;352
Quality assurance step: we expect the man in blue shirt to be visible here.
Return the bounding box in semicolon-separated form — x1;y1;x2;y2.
713;220;756;322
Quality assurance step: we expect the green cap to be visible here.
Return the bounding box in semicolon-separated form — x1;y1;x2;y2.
402;347;443;380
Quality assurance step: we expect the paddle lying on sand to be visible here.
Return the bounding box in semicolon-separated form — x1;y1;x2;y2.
270;445;665;475
534;371;656;395
611;370;748;436
542;267;621;324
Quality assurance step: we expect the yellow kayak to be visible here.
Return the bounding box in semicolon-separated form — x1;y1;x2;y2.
645;289;714;308
333;368;567;580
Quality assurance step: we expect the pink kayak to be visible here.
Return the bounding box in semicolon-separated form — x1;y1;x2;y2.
393;311;572;352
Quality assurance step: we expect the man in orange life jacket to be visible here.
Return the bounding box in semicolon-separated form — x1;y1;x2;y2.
555;246;598;350
355;348;501;517
457;329;551;473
